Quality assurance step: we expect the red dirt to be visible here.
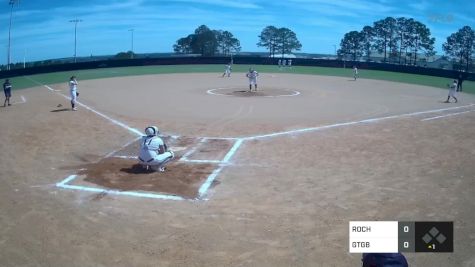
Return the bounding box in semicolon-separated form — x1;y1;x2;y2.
1;73;475;266
188;139;233;160
76;157;214;199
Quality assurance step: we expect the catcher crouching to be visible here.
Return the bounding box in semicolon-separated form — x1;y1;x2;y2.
138;126;174;172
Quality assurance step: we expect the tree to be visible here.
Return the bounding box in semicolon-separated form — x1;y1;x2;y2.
257;26;279;57
409;21;435;65
216;30;241;56
360;26;374;61
443;26;475;71
373;17;397;62
275;27;302;58
338;31;364;61
173;35;193;54
173;25;240;56
396;17;408;64
114;51;136;59
190;25;218;56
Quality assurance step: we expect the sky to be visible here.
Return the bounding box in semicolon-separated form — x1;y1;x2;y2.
0;0;474;63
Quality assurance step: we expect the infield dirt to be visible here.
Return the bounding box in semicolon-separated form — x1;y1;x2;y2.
1;72;474;266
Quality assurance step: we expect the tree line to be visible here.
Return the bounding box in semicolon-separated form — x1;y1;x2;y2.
338;16;475;70
173;25;302;58
173;25;241;56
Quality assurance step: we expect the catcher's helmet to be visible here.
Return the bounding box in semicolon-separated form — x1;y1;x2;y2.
145;126;159;136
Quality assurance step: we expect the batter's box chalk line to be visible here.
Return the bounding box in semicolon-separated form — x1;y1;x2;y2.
54;102;475;201
34;77;473;201
56;137;245;201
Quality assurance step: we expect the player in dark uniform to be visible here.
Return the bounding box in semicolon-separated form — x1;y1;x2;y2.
457;73;465;92
3;79;12;107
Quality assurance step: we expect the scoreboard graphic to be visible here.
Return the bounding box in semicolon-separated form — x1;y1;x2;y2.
349;221;453;253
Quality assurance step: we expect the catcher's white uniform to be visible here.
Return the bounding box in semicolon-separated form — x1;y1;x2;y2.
139;135;174;171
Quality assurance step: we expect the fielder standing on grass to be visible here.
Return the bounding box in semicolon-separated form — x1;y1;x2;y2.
69;76;79;111
353;66;358;80
246;68;259;92
3;79;12;107
444;79;458;103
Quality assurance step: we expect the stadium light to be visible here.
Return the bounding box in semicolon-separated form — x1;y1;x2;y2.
7;0;20;70
128;29;134;59
69;19;82;63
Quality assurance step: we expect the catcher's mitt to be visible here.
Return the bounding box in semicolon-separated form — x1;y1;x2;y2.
76;92;79;96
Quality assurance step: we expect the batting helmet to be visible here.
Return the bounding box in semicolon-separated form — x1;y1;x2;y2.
145;126;159;136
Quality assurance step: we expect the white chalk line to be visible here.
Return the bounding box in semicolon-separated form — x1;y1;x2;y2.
244;103;475;140
421;110;474;121
104;136;142;158
26;77;143;137
179;138;206;162
198;138;244;198
56;175;185;201
28;74;475;201
49;86;144;136
11;95;27;105
25;77;186;200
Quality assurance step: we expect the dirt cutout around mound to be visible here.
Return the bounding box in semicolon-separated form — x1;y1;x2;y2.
210;87;300;97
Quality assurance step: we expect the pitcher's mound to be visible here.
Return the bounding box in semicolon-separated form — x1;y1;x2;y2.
207;87;300;98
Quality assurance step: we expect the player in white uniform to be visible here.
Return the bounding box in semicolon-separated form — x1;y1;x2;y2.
353;66;358;80
246;68;259;91
138;126;175;172
222;64;232;77
288;59;292;68
444;80;458;103
278;59;282;69
69;76;78;111
282;59;287;68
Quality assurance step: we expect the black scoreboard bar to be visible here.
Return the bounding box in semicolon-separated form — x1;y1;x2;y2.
350;221;453;253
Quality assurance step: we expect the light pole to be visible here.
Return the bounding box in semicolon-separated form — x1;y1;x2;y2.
333;45;337;57
7;0;19;71
69;19;82;63
128;29;134;59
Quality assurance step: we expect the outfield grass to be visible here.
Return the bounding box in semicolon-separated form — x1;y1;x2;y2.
8;64;475;94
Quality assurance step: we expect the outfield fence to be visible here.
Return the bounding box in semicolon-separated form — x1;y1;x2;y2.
0;56;473;81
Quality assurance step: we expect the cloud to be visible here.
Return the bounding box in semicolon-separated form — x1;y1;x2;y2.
408;1;429;11
167;0;260;9
288;0;393;13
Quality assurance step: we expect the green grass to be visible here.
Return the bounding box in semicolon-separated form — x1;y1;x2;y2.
7;64;475;94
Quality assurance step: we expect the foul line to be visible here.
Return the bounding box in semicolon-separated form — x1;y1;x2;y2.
26;76;143;137
243;103;475;140
104;136;142;158
56;175;184;201
29;73;474;202
421;110;474;121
